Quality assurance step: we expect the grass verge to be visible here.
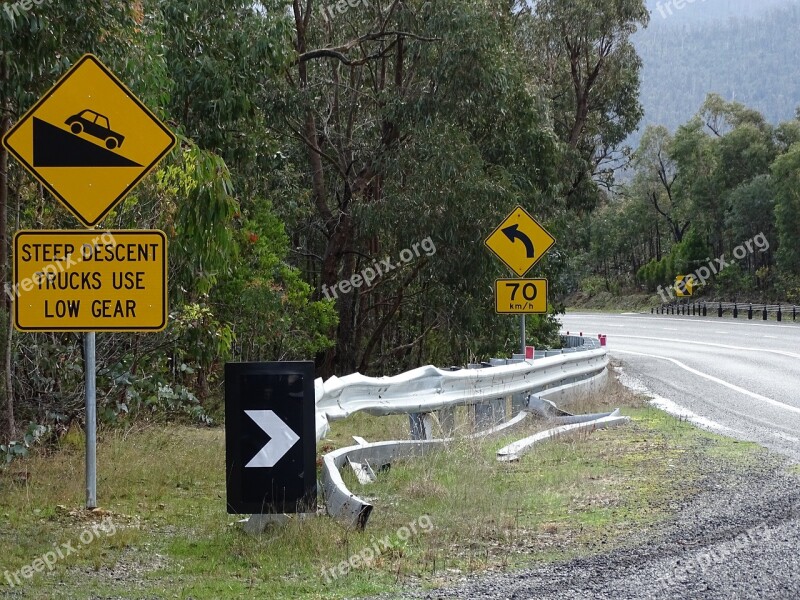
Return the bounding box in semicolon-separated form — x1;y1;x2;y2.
0;372;764;599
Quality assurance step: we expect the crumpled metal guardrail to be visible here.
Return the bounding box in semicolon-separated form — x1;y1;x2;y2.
319;337;614;528
314;345;608;441
322;412;531;529
496;410;629;462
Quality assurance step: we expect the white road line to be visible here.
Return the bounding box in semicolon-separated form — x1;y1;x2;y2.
614;349;800;416
606;335;800;360
662;328;678;331
763;335;778;339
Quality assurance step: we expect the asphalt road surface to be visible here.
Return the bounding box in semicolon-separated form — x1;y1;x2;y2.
378;311;800;600
560;311;800;461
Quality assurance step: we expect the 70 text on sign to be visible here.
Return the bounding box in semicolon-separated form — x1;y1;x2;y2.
494;279;548;314
13;230;167;332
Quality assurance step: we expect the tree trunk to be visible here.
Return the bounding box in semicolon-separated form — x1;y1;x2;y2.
0;61;15;440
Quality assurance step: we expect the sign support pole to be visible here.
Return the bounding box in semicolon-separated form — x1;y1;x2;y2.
84;331;97;509
520;315;526;356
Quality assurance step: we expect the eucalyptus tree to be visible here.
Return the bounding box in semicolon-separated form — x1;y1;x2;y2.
771;146;800;278
521;0;649;211
278;0;562;375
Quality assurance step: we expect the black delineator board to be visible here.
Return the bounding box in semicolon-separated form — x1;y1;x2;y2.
225;362;316;515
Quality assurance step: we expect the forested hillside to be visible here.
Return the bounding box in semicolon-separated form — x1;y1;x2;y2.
0;0;650;443
635;1;800;142
581;95;800;306
2;0;799;450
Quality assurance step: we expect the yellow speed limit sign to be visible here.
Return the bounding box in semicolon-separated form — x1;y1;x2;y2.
494;279;548;314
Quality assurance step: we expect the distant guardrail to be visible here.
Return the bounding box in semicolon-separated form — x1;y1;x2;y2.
653;301;798;322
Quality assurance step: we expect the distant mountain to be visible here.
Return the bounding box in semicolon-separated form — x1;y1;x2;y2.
631;0;800;147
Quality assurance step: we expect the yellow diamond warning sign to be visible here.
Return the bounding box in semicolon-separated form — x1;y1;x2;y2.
484;206;556;276
13;230;168;332
2;54;176;227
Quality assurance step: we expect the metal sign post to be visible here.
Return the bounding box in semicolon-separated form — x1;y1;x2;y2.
84;332;97;509
520;315;526;356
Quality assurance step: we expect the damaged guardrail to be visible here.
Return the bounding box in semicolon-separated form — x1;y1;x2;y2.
318;336;619;528
314;339;607;441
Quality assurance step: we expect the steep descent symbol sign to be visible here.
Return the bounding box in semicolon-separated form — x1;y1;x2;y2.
2;54;176;227
244;410;300;468
484;205;556;276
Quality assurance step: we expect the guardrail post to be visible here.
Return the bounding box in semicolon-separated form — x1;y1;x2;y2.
733;304;738;318
409;413;433;440
793;306;797;321
718;302;722;317
702;303;707;317
763;306;768;321
778;305;782;322
468;364;495;430
748;304;753;320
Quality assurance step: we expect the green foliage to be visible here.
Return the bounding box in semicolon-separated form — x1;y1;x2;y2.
155;140;239;298
212;199;338;361
771;144;800;276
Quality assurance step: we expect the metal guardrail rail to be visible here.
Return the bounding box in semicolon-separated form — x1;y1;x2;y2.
314;336;606;441
654;301;798;321
318;335;617;528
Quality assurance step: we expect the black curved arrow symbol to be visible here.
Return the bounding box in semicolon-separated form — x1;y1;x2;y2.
502;224;535;258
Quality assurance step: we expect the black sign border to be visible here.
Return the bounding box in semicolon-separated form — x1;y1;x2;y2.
225;361;317;515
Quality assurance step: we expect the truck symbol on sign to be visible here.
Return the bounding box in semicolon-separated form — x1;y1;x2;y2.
65;110;125;150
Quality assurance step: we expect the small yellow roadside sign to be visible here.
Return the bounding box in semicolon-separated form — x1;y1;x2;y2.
13;230;168;332
675;275;694;297
484;206;556;276
495;279;548;314
2;54;176;227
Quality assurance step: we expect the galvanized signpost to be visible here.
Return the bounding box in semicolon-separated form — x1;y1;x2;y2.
2;54;176;508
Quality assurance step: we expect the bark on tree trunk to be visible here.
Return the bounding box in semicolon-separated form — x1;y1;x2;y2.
0;67;15;440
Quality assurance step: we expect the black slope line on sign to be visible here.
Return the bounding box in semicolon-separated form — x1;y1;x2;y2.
32;118;141;167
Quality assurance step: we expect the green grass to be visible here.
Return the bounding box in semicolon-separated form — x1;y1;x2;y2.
0;378;764;599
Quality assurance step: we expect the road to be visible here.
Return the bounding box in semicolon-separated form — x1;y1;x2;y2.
560;311;800;460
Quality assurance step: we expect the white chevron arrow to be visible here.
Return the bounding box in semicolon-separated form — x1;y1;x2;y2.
244;410;300;468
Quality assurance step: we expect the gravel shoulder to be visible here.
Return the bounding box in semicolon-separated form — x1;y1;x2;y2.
373;452;800;600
